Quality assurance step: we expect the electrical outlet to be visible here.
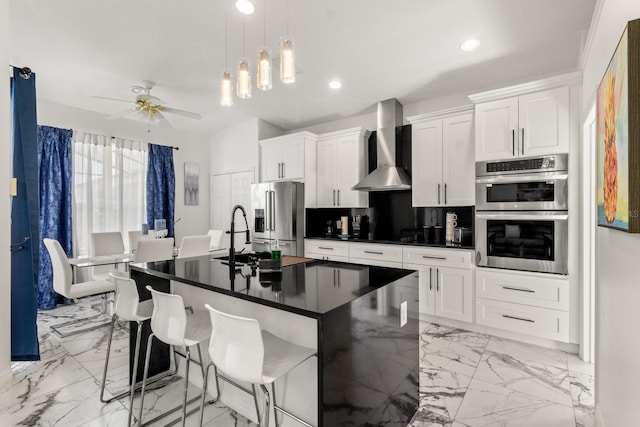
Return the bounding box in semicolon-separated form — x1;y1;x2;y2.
400;301;407;327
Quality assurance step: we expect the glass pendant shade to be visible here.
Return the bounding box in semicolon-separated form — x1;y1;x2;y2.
280;37;295;84
220;71;233;106
257;47;272;90
237;59;252;99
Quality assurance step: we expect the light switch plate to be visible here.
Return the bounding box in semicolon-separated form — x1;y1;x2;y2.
400;301;407;327
9;178;17;196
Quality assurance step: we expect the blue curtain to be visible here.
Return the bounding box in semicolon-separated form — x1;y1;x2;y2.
38;126;73;310
10;67;40;361
146;144;176;237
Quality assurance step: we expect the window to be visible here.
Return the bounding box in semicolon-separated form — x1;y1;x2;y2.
72;132;147;255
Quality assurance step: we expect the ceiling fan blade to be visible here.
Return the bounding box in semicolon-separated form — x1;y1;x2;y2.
106;107;138;120
91;95;136;104
156;112;173;129
162;106;201;120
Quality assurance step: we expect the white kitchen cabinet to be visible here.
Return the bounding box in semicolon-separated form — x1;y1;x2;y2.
408;109;474;207
403;246;474;323
349;242;403;268
210;170;254;250
474;86;569;161
304;239;350;262
316;128;370;208
259;132;316;182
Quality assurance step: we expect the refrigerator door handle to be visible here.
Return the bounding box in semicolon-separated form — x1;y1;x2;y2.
264;191;271;232
270;190;276;231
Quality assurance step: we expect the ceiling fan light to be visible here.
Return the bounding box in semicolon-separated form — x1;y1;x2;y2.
280;37;296;84
235;0;255;15
237;59;252;99
220;71;233;106
257;47;272;91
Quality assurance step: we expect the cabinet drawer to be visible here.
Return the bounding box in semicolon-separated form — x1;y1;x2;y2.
349;243;404;264
403;246;472;268
476;269;569;311
304;239;349;258
476;298;569;342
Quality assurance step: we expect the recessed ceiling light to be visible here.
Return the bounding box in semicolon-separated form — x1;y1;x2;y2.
460;39;480;52
328;80;342;89
235;0;255;15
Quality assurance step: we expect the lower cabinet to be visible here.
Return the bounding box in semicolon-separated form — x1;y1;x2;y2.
304;239;349;262
408;263;473;323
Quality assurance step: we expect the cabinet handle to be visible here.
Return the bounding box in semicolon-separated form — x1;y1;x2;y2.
444;183;447;205
422;255;446;260
429;267;433;291
282;162;285;178
364;250;383;255
337;189;340;206
502;314;535;323
511;129;515;156
277;162;280;178
437;183;441;205
333;190;336;206
521;128;525;155
436;268;439;292
502;285;535;293
318;246;334;250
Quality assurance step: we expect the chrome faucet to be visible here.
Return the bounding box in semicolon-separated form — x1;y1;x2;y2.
227;204;251;268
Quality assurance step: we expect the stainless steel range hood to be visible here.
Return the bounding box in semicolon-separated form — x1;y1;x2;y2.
351;98;411;191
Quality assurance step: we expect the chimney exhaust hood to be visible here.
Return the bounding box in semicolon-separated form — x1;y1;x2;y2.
351;98;411;191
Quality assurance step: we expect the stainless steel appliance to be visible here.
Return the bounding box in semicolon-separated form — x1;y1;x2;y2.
475;154;568;211
251;181;304;256
475;154;569;275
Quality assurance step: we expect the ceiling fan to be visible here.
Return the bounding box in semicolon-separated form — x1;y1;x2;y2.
92;80;201;129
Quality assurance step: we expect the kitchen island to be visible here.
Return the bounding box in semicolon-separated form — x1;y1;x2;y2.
129;255;419;426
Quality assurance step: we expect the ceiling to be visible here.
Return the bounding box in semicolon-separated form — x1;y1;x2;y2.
9;0;596;136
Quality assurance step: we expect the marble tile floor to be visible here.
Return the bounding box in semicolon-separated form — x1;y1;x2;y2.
1;300;595;426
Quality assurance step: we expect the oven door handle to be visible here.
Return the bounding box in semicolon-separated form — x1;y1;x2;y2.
475;173;568;184
476;211;568;221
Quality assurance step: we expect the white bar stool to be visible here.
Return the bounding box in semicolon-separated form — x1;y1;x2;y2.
99;274;153;425
198;304;316;427
138;286;211;427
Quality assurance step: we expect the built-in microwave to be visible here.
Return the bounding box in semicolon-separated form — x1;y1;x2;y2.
475;154;568;211
475;210;568;275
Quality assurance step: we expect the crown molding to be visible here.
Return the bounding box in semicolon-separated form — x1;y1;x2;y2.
316;126;371;140
468;71;583;104
406;105;473;123
579;0;605;71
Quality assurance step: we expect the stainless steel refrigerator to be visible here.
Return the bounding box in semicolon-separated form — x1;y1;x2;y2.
250;181;304;256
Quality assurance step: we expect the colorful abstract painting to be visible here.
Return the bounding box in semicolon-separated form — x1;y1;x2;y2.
597;27;629;230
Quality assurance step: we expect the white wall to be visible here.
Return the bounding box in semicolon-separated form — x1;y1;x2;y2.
0;0;12;380
209;118;260;175
581;0;640;425
37;99;211;243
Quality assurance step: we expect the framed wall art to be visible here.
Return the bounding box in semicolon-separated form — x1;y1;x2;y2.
597;18;640;232
184;162;199;206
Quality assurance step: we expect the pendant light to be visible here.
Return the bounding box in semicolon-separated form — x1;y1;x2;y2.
237;18;252;98
256;0;272;90
220;0;233;106
280;0;295;84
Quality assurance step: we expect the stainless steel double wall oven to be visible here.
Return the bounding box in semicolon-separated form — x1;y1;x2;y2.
475;154;568;275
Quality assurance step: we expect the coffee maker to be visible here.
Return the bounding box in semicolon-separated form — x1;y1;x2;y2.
352;215;369;239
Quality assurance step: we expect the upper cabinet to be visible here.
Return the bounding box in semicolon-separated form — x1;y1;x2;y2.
472;84;571;161
316;127;370;208
408;108;474;207
259;132;316;182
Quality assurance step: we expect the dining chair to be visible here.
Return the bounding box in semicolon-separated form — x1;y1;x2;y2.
198;304;316;427
207;229;225;250
135;238;175;263
90;231;126;281
138;286;211;427
177;235;212;258
43;238;116;337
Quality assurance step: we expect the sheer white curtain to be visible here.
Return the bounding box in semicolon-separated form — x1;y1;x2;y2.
72;131;147;256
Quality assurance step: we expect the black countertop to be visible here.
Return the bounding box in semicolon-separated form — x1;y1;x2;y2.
306;236;475;250
129;256;415;319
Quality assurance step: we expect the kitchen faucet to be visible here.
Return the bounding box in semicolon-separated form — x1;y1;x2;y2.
226;204;251;268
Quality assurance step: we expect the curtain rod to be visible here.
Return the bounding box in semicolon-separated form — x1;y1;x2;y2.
107;136;179;150
10;65;32;79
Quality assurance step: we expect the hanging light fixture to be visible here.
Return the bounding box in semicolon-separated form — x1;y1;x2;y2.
280;0;295;84
220;0;233;106
237;18;252;98
256;0;272;90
